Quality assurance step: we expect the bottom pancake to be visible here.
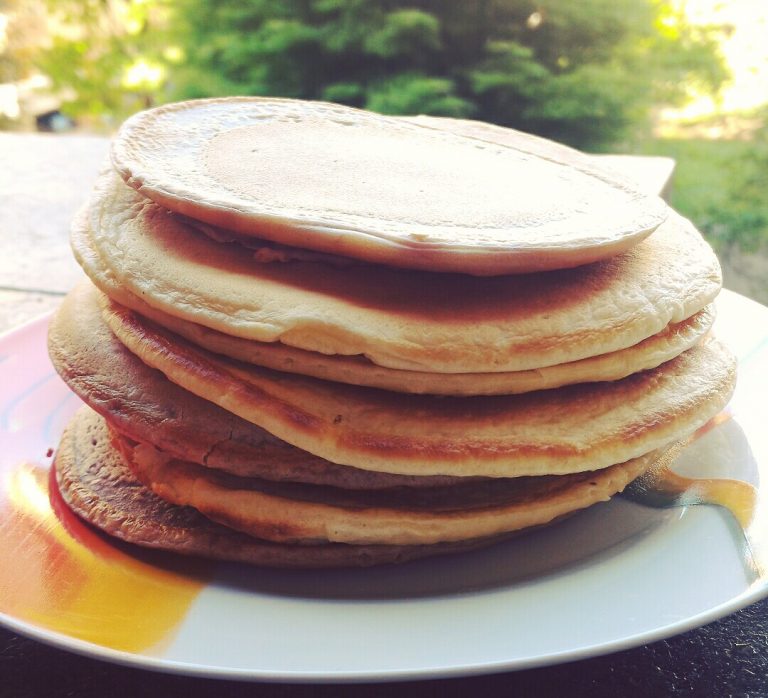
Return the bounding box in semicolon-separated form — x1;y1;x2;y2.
121;429;669;546
54;407;516;568
60;407;679;553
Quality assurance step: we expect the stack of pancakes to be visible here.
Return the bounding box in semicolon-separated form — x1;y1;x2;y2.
48;98;736;568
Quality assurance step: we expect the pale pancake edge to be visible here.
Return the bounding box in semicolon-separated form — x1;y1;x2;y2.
94;284;716;395
73;174;721;373
100;295;737;478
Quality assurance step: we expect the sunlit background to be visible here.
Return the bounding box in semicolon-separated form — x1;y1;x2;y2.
658;0;768;134
1;0;766;301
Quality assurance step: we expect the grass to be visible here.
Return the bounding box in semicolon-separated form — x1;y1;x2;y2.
629;136;768;303
631;137;754;231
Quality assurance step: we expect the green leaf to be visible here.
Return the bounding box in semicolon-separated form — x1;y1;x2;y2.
363;9;441;58
322;81;364;104
365;73;473;117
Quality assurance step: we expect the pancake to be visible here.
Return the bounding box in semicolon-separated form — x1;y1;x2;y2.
51;100;738;567
110;97;668;275
73;172;721;374
100;294;737;478
56;407;501;567
93;284;715;395
48;281;472;489
118;423;670;546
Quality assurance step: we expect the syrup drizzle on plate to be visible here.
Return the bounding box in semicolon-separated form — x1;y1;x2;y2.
624;409;768;580
0;461;209;652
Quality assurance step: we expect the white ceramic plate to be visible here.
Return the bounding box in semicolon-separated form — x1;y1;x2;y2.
1;289;767;682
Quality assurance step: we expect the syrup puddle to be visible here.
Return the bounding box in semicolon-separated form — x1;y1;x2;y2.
0;462;209;653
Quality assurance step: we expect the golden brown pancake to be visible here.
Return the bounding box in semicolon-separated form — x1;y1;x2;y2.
93;283;715;395
47;281;473;489
73;173;720;374
56;407;501;567
119;424;669;546
110;98;668;275
100;294;737;478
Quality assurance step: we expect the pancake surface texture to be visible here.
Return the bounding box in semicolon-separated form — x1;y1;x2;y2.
74;171;721;374
100;294;737;478
119;426;667;546
89;282;716;395
47;282;470;489
110;98;668;275
56;407;498;567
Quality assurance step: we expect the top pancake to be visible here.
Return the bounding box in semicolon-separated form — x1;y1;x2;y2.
110;97;668;275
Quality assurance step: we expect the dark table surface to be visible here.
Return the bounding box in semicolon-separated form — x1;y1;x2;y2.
1;133;767;697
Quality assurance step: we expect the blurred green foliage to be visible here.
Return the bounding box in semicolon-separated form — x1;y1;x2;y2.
703;112;768;255
7;0;764;258
25;0;728;151
638;110;768;257
165;0;728;150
